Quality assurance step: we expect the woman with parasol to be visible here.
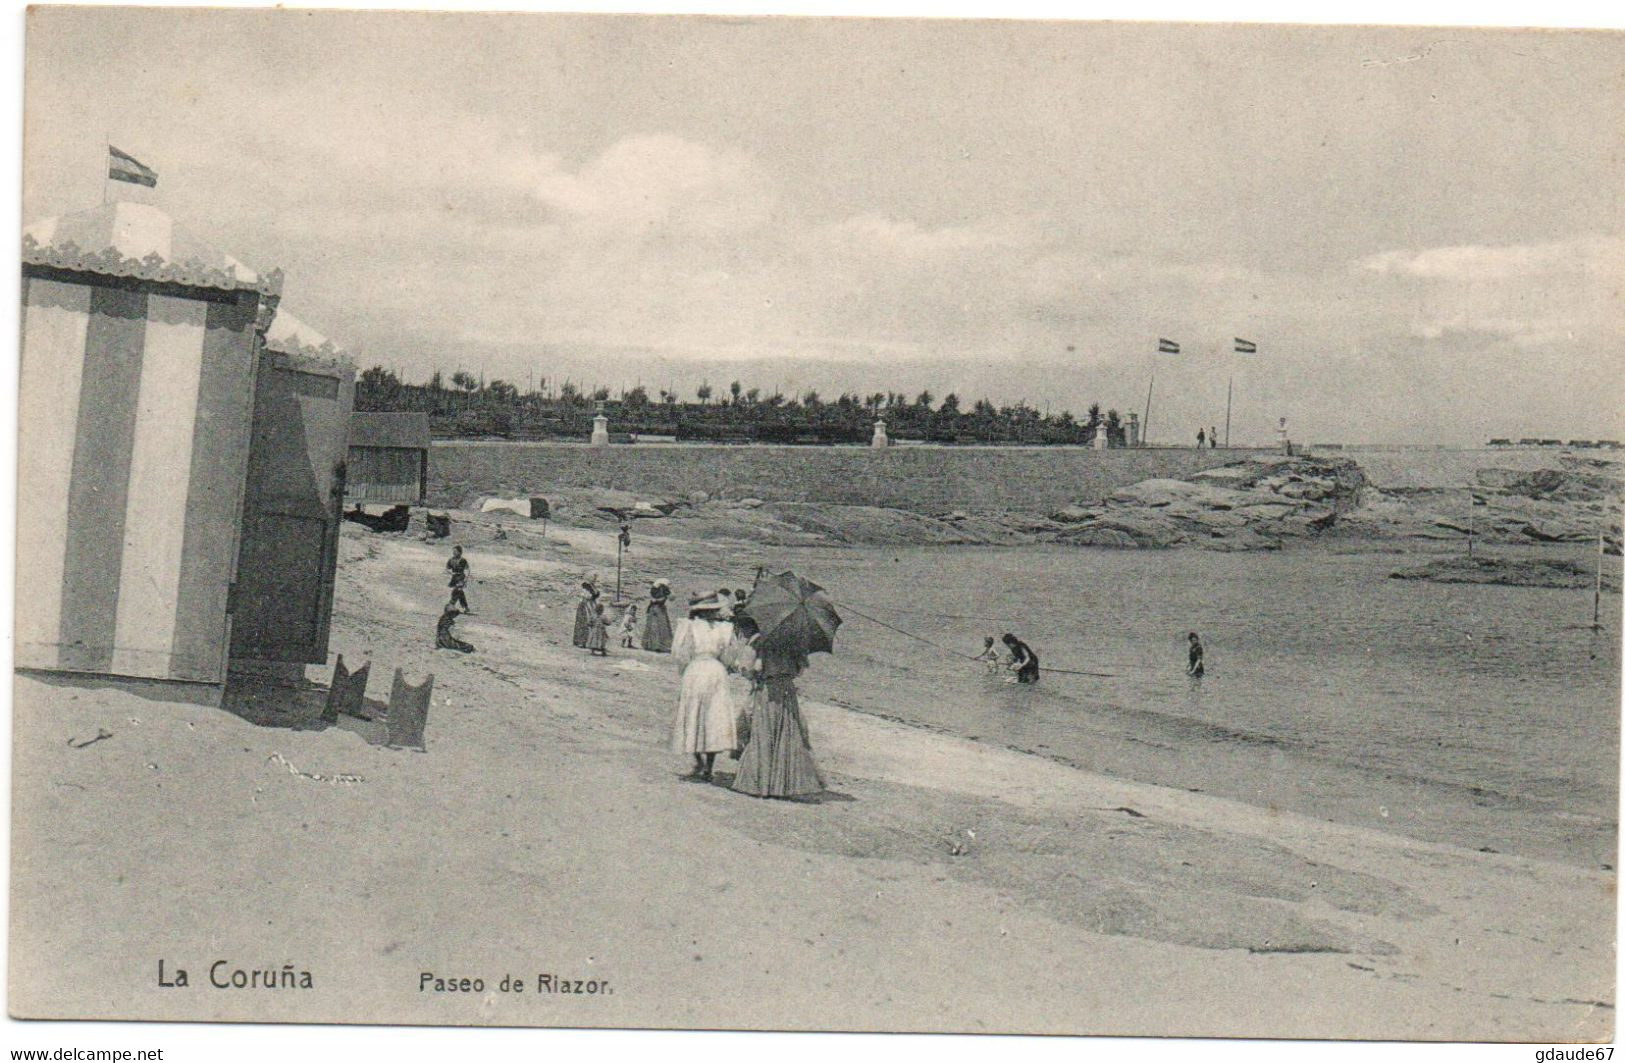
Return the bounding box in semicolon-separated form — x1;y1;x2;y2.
641;578;674;653
669;593;741;781
732;572;838;799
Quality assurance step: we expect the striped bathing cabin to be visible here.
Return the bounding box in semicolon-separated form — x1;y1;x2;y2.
18;201;354;697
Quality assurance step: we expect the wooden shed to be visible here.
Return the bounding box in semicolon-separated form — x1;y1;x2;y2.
233;306;356;664
346;412;430;504
18;201;354;699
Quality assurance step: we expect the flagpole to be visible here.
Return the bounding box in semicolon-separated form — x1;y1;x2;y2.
1224;375;1233;449
1595;525;1604;630
1467;487;1474;559
1142;372;1155;447
102;133;110;204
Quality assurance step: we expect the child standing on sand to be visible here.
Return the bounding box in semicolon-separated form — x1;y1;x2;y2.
1187;632;1205;677
585;599;610;656
617;604;639;648
974;636;1001;675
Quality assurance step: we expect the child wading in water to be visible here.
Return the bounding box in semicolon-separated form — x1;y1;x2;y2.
974;636;1002;675
617;604;639;648
1187;632;1205;677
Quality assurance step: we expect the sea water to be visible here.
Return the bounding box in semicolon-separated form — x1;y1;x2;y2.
789;544;1620;867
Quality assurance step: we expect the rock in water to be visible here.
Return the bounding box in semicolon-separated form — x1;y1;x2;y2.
1054;455;1367;551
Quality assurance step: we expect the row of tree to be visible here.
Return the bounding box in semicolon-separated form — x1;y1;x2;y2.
355;367;1132;446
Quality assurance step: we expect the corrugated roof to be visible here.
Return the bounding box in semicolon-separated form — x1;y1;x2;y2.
349;412;431;450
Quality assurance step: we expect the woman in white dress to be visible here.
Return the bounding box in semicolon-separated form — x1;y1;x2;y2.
670;594;741;781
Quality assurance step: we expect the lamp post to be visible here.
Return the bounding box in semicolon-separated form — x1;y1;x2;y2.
616;519;631;603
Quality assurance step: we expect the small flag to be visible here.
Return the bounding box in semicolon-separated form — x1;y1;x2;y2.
108;146;157;187
1157;338;1180;355
1234;337;1257;354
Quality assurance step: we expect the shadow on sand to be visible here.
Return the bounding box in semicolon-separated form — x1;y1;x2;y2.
222;672;396;749
687;769;855;804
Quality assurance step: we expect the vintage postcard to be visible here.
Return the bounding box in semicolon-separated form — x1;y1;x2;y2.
8;6;1621;1046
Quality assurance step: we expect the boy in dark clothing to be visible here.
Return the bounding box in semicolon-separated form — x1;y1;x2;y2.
446;546;471;612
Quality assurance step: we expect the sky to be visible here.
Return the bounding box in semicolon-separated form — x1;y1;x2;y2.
21;9;1625;444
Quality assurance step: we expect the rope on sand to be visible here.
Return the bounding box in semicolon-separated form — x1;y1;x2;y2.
835;599;1118;679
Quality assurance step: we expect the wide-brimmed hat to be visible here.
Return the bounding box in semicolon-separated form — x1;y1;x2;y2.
653;578;670;588
688;593;726;614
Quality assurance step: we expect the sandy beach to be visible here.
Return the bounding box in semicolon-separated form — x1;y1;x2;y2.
8;513;1615;1040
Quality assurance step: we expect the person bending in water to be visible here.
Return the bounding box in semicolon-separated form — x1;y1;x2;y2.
1002;633;1040;684
1187;632;1205;677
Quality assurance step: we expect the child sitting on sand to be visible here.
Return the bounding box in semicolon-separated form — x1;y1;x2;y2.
617;604;640;648
974;636;1001;675
436;604;474;654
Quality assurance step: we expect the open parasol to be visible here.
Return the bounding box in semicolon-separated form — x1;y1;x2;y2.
738;570;842;656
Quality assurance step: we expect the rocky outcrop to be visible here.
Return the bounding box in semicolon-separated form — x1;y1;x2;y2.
1390;556;1621;591
1050;455;1368;550
1336;455;1622;550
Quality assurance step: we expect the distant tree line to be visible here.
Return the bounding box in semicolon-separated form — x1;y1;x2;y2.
355;367;1130;446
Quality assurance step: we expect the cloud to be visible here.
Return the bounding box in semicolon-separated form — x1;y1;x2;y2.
532;134;775;234
1355;236;1624;346
1358;236;1624;282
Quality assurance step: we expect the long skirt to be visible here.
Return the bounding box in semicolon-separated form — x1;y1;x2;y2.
585;616;608;652
733;677;824;798
641;601;673;652
670;658;740;754
572;600;595;647
436;630;474;653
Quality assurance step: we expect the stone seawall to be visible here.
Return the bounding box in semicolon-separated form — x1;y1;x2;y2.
429;442;1277;514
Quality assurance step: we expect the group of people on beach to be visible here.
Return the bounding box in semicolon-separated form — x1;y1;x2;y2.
570;572;824;798
668;593;825;797
431;548;824;799
569;575;687;655
431;542;1203;799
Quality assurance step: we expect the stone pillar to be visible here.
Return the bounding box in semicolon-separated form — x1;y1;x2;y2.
591;413;610;447
1125;412;1140;448
871;419;888;448
1092;425;1109;451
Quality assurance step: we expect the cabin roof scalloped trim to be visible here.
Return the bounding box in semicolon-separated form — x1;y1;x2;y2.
22;232;284;297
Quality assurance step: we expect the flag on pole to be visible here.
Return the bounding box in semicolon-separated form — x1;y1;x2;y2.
1234;337;1257;354
108;146;157;187
1157;338;1180;355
